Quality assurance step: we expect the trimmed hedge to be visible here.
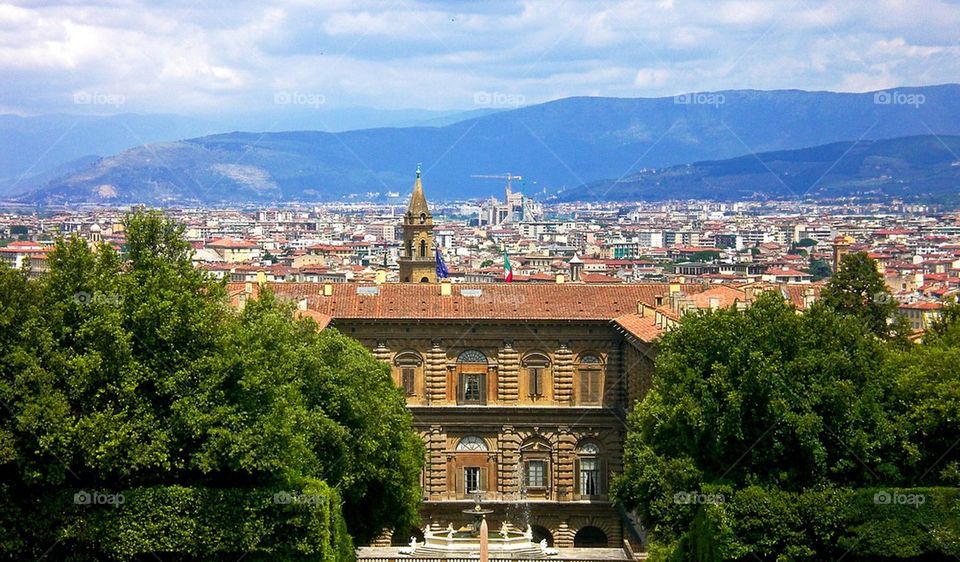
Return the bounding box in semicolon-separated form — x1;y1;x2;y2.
657;486;960;562
0;482;354;561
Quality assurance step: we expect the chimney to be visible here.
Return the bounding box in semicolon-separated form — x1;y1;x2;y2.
709;297;720;310
637;301;646;316
297;298;308;310
440;280;452;296
556;273;565;284
322;283;333;297
375;270;387;284
669;282;681;295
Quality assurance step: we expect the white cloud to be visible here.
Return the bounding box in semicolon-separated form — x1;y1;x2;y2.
0;0;955;116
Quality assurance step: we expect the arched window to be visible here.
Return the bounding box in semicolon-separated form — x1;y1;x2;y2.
458;350;488;364
522;353;550;398
577;354;604;405
406;240;412;258
456;436;490;496
577;442;602;497
456;436;488;451
394;352;422;396
420;239;427;257
456;350;489;404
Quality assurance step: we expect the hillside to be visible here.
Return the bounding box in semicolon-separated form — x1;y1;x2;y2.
561;135;960;202
22;85;960;205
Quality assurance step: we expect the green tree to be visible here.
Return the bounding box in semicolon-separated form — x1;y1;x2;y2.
807;258;832;281
0;210;421;558
819;252;897;337
612;292;901;542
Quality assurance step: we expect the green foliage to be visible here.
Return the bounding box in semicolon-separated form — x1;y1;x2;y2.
807;258;832;281
0;210;422;559
665;487;960;562
689;251;721;263
820;252;897;337
615;286;960;561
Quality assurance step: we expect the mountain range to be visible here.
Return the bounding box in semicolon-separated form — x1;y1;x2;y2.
561;135;960;202
10;84;960;204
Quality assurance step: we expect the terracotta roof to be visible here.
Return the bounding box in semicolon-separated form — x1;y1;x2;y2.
612;313;662;342
233;282;708;321
581;273;622;284
295;308;333;329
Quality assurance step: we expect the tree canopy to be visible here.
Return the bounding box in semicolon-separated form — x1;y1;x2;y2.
819;252;898;337
0;210;422;559
613;289;960;561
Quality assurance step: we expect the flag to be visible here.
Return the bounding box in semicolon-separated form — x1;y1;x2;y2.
435;247;449;279
503;249;513;283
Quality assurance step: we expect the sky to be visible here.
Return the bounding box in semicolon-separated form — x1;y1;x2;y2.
1;0;958;117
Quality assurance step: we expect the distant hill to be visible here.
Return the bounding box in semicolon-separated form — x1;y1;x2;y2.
559;135;960;202
21;84;960;205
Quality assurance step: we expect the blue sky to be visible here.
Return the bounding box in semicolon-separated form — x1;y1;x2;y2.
1;0;958;116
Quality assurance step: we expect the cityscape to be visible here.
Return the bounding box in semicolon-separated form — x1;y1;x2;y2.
2;1;960;561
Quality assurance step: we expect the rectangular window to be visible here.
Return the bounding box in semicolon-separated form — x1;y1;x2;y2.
580;458;600;496
459;373;485;404
464;467;482;494
529;367;543;397
579;369;602;404
525;460;546;488
401;367;416;395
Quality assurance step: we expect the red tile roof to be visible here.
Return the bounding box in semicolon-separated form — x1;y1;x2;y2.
612;313;662;342
233;282;708;321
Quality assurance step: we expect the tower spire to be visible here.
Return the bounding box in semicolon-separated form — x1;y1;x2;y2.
407;164;430;216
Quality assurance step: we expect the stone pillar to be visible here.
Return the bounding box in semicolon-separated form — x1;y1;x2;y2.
556;425;577;501
499;426;521;499
605;345;623;407
426;425;445;500
498;341;519;403
372;340;391;363
554;343;575;404
555;520;573;548
425;339;447;404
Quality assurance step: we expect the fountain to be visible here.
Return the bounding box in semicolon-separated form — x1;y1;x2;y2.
398;495;558;559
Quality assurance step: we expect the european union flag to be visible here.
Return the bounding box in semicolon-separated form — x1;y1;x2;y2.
435;247;449;279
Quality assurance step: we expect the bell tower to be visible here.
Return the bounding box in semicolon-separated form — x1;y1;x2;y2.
399;164;437;283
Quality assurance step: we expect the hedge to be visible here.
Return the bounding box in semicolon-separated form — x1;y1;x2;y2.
656;486;960;562
0;481;354;561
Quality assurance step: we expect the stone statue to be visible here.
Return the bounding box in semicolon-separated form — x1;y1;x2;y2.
447;523;455;539
524;525;533;540
409;537;418;550
500;521;510;539
540;539;548;551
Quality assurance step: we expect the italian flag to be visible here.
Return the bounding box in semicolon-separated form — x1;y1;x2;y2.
503;249;513;283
